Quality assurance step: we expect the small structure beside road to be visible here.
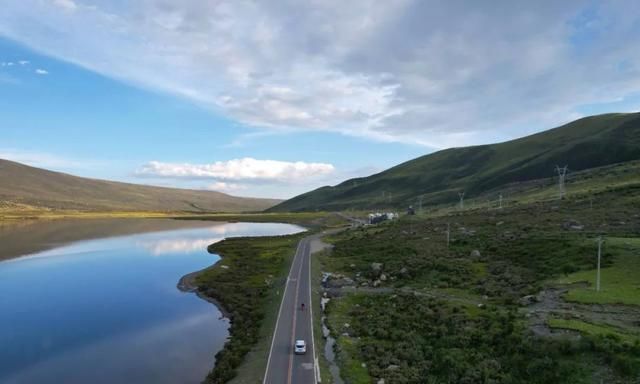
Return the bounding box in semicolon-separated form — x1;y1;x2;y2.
368;212;398;224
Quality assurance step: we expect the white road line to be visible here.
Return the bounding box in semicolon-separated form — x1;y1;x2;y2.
287;246;305;384
263;239;304;384
308;238;320;383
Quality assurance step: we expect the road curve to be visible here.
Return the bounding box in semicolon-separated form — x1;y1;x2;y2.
263;235;317;384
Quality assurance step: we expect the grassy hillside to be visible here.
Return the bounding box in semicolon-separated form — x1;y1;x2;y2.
318;175;640;383
0;159;279;213
271;112;640;211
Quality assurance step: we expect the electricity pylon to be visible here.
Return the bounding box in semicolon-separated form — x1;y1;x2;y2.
555;165;568;199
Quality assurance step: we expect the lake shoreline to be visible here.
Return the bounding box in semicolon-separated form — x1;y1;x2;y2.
177;266;232;319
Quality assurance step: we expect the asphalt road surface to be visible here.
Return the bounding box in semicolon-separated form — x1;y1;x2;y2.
263;236;317;384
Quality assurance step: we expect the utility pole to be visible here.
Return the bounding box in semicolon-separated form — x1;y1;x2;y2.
555;165;568;199
596;236;603;292
498;193;503;209
458;191;465;210
446;223;450;247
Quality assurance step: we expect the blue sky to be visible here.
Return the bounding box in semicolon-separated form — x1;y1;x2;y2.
0;37;425;197
1;1;640;198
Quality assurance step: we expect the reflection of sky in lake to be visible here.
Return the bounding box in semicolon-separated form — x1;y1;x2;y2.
0;221;304;384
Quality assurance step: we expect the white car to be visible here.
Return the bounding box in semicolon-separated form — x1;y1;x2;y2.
294;339;306;354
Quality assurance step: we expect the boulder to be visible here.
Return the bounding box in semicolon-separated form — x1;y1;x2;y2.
562;219;583;230
518;295;538;306
326;276;355;288
469;249;481;261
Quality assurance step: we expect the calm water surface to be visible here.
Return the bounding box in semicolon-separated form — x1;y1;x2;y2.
0;220;304;384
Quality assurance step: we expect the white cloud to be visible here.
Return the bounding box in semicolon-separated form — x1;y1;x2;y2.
206;181;246;193
138;237;222;255
1;2;640;148
136;158;335;183
35;68;48;75
18;60;29;65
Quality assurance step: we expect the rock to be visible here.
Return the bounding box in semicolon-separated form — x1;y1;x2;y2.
350;263;356;268
361;363;367;368
469;249;481;261
371;262;383;273
496;221;504;226
320;297;330;312
373;279;381;287
562;219;583;230
326;275;355;288
519;295;538;306
220;265;230;269
344;323;350;328
387;365;400;371
360;282;369;287
377;380;385;384
399;267;409;276
380;273;387;281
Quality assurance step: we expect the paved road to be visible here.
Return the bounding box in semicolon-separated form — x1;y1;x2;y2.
263;236;317;384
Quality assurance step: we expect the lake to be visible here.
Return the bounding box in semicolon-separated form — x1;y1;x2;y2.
0;219;304;384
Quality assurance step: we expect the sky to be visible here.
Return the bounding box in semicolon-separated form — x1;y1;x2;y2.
1;1;640;199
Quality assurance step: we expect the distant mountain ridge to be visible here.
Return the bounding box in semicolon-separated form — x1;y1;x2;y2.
270;112;640;212
0;159;280;213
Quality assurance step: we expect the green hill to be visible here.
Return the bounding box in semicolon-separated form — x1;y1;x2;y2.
0;159;280;213
270;112;640;212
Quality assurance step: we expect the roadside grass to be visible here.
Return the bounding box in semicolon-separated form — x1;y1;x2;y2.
325;294;370;383
226;235;304;384
557;237;640;306
334;336;370;384
185;213;345;383
195;232;307;383
311;247;332;384
548;318;640;344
